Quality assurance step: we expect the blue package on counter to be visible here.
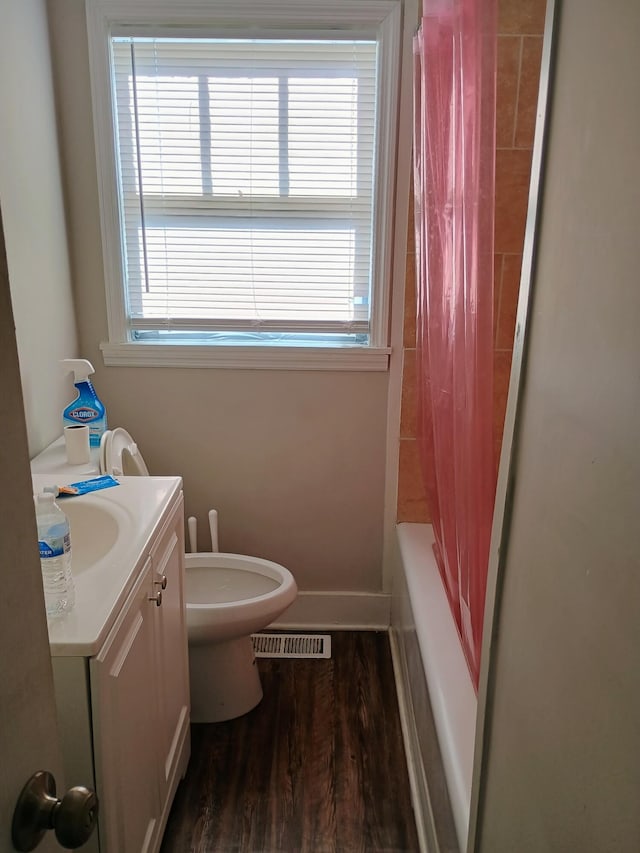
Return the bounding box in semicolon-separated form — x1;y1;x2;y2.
52;475;120;498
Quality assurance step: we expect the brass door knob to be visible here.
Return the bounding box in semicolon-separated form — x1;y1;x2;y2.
12;770;98;851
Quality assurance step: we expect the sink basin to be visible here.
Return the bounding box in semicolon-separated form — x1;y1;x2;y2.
62;498;122;574
30;472;182;655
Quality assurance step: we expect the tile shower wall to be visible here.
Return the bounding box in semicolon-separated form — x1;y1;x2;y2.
397;0;547;522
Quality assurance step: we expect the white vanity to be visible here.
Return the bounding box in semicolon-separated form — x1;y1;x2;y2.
31;471;191;853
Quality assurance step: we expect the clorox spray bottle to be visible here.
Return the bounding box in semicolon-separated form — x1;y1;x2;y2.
61;359;107;448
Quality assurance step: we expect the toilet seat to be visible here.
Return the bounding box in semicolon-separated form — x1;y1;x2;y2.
185;552;297;645
101;427;150;476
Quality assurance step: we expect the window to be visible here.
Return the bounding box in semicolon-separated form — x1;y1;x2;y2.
87;0;406;369
114;38;375;341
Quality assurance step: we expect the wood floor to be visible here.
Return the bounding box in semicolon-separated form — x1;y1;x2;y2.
160;631;420;853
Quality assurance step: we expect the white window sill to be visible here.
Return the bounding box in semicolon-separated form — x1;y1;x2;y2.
100;341;391;371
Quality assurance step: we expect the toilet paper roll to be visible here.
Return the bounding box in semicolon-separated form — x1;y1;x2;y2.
64;424;90;465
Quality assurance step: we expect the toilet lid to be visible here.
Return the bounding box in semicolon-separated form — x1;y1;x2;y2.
103;427;150;476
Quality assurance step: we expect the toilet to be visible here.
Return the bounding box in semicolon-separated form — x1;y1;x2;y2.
100;427;298;722
186;552;296;722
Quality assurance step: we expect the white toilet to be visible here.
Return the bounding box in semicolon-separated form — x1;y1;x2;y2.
186;552;296;722
100;428;298;722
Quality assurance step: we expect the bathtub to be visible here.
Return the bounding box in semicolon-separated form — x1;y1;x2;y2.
390;523;477;853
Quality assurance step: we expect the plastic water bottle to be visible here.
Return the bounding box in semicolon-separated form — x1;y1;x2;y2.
35;492;75;618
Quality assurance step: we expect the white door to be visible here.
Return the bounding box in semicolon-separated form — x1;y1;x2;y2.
0;208;66;851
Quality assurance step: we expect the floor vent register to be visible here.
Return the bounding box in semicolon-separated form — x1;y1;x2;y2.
251;633;332;659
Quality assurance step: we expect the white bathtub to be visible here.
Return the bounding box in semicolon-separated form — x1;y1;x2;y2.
390;523;477;853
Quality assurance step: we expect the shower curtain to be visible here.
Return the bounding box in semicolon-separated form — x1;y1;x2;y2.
413;0;497;688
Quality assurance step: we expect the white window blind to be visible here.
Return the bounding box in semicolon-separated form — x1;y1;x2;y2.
110;37;379;346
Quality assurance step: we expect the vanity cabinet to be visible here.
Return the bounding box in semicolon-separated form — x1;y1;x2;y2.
51;493;190;853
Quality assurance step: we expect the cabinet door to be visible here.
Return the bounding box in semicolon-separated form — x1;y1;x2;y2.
90;558;161;853
152;502;191;815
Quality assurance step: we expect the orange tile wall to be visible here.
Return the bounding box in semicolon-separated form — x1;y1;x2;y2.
397;0;547;523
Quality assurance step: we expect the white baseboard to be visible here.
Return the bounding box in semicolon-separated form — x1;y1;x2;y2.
271;590;391;631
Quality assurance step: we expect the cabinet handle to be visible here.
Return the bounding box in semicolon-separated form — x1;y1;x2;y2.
154;574;168;590
149;591;162;607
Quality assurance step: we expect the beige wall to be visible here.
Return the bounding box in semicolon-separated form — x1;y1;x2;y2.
0;0;78;456
475;2;640;850
46;1;389;591
98;366;388;589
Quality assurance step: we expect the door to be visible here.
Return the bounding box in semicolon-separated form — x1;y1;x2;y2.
0;206;66;851
472;3;640;851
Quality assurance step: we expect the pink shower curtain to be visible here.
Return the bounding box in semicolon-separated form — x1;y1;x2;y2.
413;0;497;688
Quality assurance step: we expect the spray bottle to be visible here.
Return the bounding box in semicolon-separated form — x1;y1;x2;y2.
61;359;108;448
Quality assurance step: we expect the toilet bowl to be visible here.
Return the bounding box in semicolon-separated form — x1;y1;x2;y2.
99;427;298;722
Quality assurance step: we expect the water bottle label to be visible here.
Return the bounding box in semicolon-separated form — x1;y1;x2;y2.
39;540;64;558
39;530;70;559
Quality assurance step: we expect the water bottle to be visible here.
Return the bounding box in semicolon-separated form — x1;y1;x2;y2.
35;492;75;618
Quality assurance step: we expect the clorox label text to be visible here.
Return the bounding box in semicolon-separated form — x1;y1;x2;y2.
68;406;99;421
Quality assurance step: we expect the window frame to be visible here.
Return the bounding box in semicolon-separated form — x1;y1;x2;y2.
86;0;407;370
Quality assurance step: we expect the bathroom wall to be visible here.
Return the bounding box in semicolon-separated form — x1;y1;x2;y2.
397;0;547;522
0;0;546;593
45;1;389;595
0;0;79;457
474;3;640;849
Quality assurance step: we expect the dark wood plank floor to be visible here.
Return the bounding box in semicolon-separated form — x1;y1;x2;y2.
161;631;420;853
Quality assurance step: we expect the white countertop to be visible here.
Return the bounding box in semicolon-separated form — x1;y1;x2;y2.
31;435;101;479
32;471;182;657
